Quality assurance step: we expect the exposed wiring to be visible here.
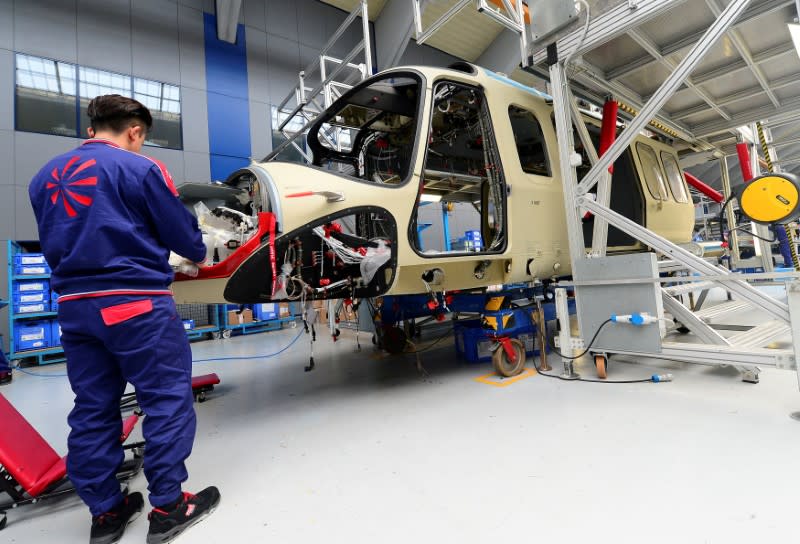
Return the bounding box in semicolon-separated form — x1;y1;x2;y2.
564;0;591;67
409;328;454;353
730;225;776;244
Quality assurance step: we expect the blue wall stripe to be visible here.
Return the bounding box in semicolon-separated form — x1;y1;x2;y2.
203;12;252;182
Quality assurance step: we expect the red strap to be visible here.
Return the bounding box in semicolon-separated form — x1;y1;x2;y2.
175;212;277;281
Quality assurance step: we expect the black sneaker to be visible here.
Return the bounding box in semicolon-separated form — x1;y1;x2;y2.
0;371;11;385
90;491;144;544
146;487;221;544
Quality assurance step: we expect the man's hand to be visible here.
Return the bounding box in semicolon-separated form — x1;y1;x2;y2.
176;260;200;277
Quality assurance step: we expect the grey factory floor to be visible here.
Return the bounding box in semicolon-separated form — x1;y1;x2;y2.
3;288;800;544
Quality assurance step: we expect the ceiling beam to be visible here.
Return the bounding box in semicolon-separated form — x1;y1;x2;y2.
671;72;800;120
605;0;794;81
628;28;730;121
694;96;800;138
215;0;241;44
704;0;781;108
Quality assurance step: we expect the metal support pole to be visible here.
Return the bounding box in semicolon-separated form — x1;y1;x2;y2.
719;156;741;266
550;62;587;265
787;281;800;397
361;0;373;75
574;0;753;197
555;287;579;379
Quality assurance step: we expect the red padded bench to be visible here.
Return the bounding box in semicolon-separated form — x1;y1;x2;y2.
191;373;220;403
0;393;143;531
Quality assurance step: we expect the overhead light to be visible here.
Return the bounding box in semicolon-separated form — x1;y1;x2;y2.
420;193;442;203
789;23;800;60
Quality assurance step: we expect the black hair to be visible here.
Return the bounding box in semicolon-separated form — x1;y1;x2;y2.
86;94;153;134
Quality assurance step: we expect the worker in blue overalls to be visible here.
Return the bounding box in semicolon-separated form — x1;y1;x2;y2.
29;95;220;544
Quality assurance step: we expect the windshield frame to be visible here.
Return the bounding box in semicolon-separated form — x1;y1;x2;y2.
305;69;427;188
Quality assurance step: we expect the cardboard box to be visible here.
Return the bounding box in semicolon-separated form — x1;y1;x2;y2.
227;309;254;325
279;303;290;317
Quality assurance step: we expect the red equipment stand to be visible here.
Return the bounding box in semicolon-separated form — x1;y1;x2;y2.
0;393;144;530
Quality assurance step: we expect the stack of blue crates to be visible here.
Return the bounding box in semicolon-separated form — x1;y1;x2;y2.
11;254;63;352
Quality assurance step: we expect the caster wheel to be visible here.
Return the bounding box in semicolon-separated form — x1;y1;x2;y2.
133;447;145;459
676;326;690;334
0;512;7;530
492;339;526;377
222;329;232;339
383;327;407;354
198;393;206;403
212;331;222;340
371;334;377;345
594;354;607;379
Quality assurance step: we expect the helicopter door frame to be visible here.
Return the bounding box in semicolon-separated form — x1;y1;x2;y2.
409;78;508;258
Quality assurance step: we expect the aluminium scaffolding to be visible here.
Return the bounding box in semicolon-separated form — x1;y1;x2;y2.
265;0;373;163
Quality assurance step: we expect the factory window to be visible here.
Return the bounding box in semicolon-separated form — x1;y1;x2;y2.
660;151;689;203
15;53;78;136
15;53;182;149
508;105;551;176
413;81;506;255
636;142;669;200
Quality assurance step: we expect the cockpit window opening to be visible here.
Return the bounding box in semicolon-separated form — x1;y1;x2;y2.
411;80;507;256
307;73;423;186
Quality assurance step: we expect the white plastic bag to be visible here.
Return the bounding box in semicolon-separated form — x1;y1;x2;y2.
360;240;391;285
272;263;293;299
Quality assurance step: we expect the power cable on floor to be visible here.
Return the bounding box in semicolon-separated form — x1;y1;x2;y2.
10;328;307;378
192;328;305;363
538;319;665;384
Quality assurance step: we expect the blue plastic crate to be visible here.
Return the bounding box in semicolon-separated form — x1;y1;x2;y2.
13;253;47;266
14;302;49;315
13;279;50;294
50;320;62;347
15;321;50;351
12;291;49;305
253;303;278;321
15;263;51;275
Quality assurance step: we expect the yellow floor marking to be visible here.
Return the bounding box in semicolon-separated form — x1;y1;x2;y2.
474;367;536;387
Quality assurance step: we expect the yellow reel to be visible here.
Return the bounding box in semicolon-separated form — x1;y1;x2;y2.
738;173;800;224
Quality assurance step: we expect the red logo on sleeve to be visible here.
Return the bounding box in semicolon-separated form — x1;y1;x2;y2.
47;156;98;218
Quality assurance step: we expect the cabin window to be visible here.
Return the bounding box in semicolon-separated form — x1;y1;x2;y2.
412;81;506;255
508;105;551;176
661;151;689;203
636;143;669;200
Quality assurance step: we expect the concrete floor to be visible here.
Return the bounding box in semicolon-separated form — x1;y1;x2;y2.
4;293;800;544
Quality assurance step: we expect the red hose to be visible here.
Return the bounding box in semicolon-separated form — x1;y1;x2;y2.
736;142;753;182
599;100;618;174
684;172;723;203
